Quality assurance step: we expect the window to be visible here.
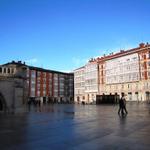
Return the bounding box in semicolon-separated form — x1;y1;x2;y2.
133;57;137;60
8;68;10;73
0;67;2;73
11;69;14;74
4;68;6;73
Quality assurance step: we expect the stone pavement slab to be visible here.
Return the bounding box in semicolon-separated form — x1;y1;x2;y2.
0;103;150;150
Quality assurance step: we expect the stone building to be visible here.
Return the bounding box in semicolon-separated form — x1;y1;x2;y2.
0;61;74;112
0;77;27;113
0;61;28;112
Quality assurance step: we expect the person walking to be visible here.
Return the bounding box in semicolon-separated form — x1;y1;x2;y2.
122;94;128;114
118;93;128;115
118;95;124;115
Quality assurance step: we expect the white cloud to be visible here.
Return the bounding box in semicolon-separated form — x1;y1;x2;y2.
97;43;138;57
108;44;137;55
26;58;38;65
59;69;72;73
72;57;89;68
112;39;139;53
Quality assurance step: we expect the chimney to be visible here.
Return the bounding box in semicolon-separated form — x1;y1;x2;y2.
139;43;145;48
120;50;124;53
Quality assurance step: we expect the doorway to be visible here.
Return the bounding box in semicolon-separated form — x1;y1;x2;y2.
146;91;150;102
0;93;6;111
0;98;3;110
128;92;132;101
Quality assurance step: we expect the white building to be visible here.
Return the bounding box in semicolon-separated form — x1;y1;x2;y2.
74;42;150;103
98;43;150;102
105;53;140;84
103;53;140;101
74;66;85;103
74;60;99;104
84;61;99;103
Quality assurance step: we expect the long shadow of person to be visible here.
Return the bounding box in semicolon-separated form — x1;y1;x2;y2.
118;113;127;135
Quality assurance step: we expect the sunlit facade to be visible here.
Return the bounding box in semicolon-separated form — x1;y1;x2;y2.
74;66;85;103
74;43;150;103
74;61;99;103
84;61;99;103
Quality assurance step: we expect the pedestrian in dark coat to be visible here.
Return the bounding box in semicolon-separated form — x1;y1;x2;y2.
118;93;128;115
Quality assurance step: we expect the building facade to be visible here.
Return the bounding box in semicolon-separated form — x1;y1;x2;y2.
0;77;26;113
0;61;74;107
74;61;99;103
101;53;140;101
84;61;99;103
74;66;85;103
74;43;150;103
27;66;74;103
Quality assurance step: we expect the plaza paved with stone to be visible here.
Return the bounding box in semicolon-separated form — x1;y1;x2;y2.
0;103;150;150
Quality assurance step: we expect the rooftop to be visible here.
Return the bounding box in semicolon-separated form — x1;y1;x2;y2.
88;42;150;63
1;61;74;75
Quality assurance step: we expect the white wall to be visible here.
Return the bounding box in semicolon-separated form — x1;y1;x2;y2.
105;53;140;84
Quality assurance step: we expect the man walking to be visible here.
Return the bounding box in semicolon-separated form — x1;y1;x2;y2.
118;93;128;115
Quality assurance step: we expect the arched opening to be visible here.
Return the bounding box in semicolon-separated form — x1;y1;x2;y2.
3;68;6;74
8;68;10;74
146;91;150;102
0;92;7;111
0;98;3;110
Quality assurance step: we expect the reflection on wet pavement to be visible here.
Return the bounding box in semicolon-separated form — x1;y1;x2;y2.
0;103;150;150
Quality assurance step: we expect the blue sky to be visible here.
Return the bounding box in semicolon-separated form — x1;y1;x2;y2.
0;0;150;72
